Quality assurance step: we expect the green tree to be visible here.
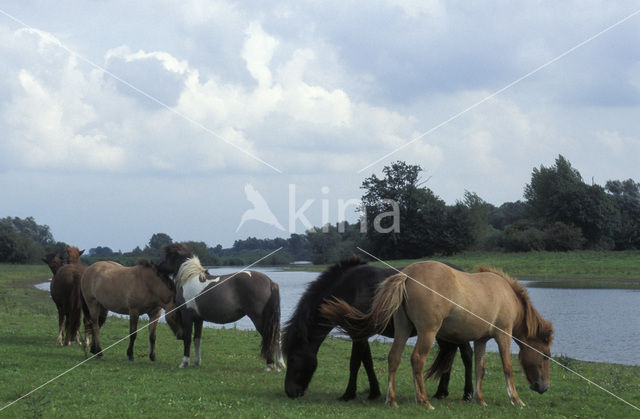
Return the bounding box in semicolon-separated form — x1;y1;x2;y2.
361;161;471;258
524;155;618;249
149;233;173;250
606;179;640;249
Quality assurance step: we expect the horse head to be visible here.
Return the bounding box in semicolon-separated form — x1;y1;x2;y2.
283;342;318;398
158;243;193;277
518;320;554;394
42;253;64;274
66;246;84;264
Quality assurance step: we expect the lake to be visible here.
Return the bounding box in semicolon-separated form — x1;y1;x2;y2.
36;267;640;366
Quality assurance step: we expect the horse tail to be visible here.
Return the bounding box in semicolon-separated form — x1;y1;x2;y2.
260;280;281;362
425;343;458;380
67;269;83;342
320;272;409;339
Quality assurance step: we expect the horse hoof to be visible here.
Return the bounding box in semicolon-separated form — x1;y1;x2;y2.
338;393;356;402
179;362;188;368
368;390;381;400
149;354;156;362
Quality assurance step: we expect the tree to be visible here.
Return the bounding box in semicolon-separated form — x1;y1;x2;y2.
606;179;640;249
149;233;173;250
361;161;472;258
524;155;618;249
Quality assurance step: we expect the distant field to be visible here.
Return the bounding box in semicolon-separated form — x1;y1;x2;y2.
0;264;639;417
290;250;640;289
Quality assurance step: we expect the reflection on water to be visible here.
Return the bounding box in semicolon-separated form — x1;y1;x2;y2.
35;268;640;366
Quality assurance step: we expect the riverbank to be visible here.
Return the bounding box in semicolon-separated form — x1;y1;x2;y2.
1;264;639;417
288;250;640;289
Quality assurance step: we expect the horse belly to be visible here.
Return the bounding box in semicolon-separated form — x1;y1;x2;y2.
437;315;488;343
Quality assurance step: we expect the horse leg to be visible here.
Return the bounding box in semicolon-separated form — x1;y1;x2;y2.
432;339;457;400
411;331;436;409
275;337;286;371
192;319;203;366
460;342;474;401
56;308;64;345
127;312;139;361
148;308;161;362
82;314;91;348
179;316;193;368
473;340;488;406
63;310;72;346
495;333;525;407
386;306;412;407
338;341;364;401
87;302;104;358
251;315;277;371
361;340;381;400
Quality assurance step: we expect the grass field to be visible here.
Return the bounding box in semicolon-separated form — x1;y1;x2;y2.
291;250;640;289
1;263;639;417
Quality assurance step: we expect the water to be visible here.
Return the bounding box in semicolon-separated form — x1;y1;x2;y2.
36;268;640;366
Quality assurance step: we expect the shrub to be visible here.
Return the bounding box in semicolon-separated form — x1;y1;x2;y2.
543;222;585;251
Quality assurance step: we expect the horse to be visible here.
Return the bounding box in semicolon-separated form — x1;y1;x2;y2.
80;259;183;361
321;261;554;409
49;247;88;346
283;256;473;401
42;253;64;275
171;254;285;371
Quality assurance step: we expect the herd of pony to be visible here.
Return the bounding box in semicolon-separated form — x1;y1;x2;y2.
43;244;553;409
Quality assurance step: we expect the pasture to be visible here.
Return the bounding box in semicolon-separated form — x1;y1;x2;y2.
1;263;639;417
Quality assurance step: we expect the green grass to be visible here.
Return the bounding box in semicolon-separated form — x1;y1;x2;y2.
1;264;639;417
289;250;640;289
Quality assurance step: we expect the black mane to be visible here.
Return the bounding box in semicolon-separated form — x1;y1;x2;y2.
282;255;366;356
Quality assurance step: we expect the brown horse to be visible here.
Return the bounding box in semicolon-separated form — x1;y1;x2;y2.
49;247;88;346
81;259;183;361
321;261;553;409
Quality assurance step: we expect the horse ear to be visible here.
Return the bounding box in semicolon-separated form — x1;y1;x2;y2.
79;249;85;255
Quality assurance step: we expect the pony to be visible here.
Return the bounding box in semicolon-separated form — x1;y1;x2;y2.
49;246;88;346
171;254;285;371
321;261;553;408
283;256;473;401
80;259;183;361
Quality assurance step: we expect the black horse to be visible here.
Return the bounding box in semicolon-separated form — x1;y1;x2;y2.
283;256;473;401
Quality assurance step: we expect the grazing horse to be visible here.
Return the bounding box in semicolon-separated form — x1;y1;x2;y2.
283;256;473;401
321;261;554;409
81;259;183;361
49;247;87;346
172;255;285;371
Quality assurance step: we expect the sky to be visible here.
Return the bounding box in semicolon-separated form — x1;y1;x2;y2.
1;1;639;252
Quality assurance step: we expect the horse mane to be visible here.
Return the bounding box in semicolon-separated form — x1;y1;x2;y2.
476;266;553;342
282;255;366;355
136;258;155;269
175;256;206;287
137;259;175;290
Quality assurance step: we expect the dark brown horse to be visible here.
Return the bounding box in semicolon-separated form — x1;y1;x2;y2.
81;259;183;361
321;261;553;408
49;247;87;346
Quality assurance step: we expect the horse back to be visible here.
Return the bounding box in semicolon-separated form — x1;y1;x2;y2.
402;261;522;341
51;263;86;307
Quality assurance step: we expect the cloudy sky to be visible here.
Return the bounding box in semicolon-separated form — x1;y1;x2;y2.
1;1;639;251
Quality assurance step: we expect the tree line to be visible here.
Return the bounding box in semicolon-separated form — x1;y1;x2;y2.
2;155;638;265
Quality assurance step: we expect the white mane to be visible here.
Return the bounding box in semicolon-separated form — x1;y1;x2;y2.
175;256;206;287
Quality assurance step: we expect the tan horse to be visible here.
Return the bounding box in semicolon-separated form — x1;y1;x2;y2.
321;261;553;409
81;259;183;361
49;247;89;346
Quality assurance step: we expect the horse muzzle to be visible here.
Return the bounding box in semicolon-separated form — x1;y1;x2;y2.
285;384;305;399
530;381;549;394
